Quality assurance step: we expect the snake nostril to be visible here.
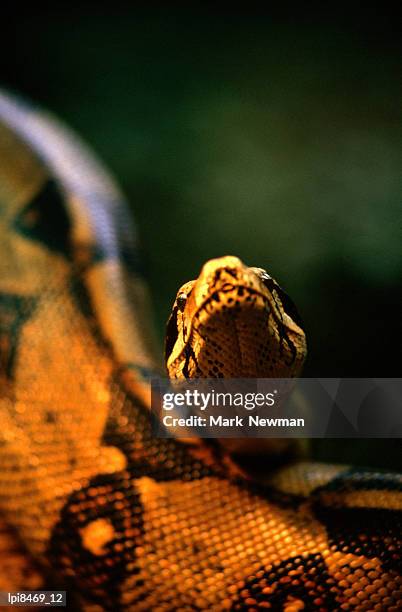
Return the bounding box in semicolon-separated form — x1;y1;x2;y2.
224;267;238;279
221;283;235;292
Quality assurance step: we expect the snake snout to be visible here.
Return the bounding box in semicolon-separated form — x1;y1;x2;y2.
200;255;244;276
193;256;268;307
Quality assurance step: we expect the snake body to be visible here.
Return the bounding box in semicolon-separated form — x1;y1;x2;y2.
0;90;401;611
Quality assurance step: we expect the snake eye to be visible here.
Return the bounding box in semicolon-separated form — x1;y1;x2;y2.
165;305;180;364
258;270;272;283
176;293;188;312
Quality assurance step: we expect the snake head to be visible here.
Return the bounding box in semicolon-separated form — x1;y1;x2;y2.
165;256;307;380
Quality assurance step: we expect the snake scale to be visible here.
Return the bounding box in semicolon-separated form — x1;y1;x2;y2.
0;89;401;611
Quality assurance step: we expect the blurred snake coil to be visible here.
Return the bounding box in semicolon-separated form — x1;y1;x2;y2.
0;89;401;611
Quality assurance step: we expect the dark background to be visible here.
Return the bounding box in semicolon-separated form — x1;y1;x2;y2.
2;6;401;468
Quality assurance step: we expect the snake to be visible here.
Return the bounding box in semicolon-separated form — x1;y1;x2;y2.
0;89;400;611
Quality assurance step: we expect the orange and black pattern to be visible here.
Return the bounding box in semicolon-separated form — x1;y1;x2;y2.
0;90;401;610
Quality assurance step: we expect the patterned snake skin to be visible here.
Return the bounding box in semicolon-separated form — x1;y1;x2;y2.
0;90;401;611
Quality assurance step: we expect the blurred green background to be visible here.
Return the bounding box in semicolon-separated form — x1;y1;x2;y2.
2;7;401;468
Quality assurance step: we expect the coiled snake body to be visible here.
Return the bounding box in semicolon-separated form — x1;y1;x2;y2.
0;90;400;611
